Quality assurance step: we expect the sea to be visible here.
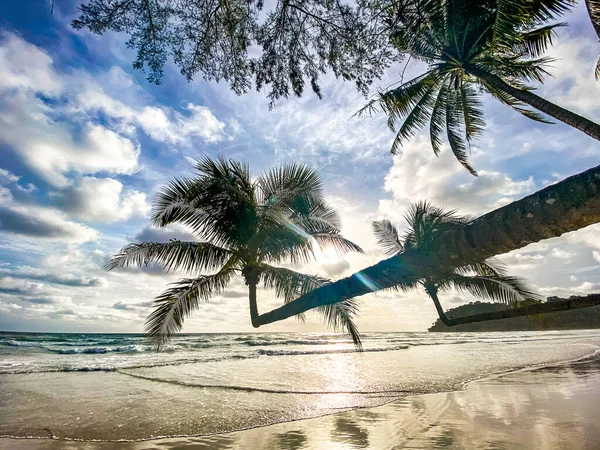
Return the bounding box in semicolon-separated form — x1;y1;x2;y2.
1;330;599;442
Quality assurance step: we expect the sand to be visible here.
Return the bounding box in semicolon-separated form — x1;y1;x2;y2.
1;352;599;450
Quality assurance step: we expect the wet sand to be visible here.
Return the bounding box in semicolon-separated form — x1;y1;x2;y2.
1;353;599;450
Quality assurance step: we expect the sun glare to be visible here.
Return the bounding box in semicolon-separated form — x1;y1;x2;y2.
315;246;343;265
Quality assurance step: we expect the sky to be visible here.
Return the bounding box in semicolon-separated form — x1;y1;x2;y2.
0;0;599;334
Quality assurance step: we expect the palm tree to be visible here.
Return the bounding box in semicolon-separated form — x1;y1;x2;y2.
585;0;600;78
362;0;600;174
372;202;541;324
256;164;600;327
105;157;363;348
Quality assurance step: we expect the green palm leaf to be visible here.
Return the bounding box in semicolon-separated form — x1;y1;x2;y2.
446;86;477;175
390;74;444;154
261;266;362;347
372;220;403;256
105;241;231;274
316;298;362;348
145;268;234;350
441;273;542;305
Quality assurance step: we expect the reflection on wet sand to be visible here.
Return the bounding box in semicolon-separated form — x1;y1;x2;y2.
1;356;599;450
271;430;307;450
331;417;370;448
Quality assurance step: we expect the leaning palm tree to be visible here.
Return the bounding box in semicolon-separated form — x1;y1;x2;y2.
362;0;600;174
106;157;363;348
372;201;542;324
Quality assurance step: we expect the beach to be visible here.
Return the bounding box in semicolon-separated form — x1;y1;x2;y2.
1;331;599;449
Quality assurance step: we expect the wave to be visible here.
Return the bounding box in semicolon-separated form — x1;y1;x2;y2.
117;370;409;396
49;344;181;354
0;344;407;375
244;339;351;347
257;345;409;357
5;340;47;348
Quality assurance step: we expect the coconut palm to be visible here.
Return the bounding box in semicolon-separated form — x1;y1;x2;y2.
586;0;600;78
106;157;363;349
372;201;541;324
361;0;600;174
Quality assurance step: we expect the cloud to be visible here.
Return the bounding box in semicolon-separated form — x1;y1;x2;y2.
52;176;150;223
133;224;199;243
378;136;536;223
541;34;600;117
0;168;19;184
0;267;106;287
112;300;154;310
136;104;225;144
0;33;62;94
0;34;227;188
0;92;141;187
0;203;97;243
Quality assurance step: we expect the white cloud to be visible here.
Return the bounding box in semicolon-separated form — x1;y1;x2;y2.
0;202;98;243
378;136;536;223
52;176;150;223
0;34;227;188
137;103;225;144
541;35;600;116
0;168;19;184
0;92;140;186
0;33;62;94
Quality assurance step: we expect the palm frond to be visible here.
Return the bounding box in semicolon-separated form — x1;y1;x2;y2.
515;23;564;58
590;0;600;79
588;0;600;38
479;79;553;123
261;265;329;303
145;268;234;350
446;86;477;175
261;265;361;346
311;232;364;256
372;220;403;256
105;240;232;274
257;163;323;211
441;273;542;305
459;81;486;142
430;78;449;155
402;201;470;252
261;266;328;323
316;298;362;348
372;70;440;131
390;74;444;154
150;177;234;246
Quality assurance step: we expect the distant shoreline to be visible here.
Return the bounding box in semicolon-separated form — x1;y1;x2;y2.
429;300;600;332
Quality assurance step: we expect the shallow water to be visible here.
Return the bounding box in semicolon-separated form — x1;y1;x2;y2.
0;330;599;441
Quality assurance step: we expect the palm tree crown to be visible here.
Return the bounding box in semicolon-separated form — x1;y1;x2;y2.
106;157;363;349
362;0;600;174
373;201;541;324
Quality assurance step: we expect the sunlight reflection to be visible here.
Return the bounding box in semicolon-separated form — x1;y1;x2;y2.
353;272;379;292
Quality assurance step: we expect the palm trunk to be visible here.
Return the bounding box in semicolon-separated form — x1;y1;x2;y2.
243;267;261;328
586;0;600;38
424;283;452;327
257;164;600;327
586;0;600;79
464;63;600;142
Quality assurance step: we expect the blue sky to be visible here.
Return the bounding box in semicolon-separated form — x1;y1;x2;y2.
0;0;599;333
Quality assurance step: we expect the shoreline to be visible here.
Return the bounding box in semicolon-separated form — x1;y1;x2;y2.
2;347;599;449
